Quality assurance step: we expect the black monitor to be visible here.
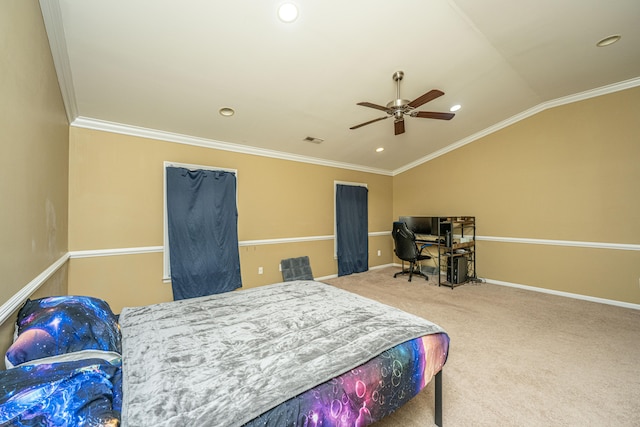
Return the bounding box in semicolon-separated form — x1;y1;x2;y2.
398;216;436;235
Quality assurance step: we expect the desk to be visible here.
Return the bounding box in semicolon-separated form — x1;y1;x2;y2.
397;216;476;287
413;236;441;276
436;217;476;288
415;234;442;244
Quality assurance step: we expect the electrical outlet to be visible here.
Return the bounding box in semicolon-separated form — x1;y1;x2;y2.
258;267;263;275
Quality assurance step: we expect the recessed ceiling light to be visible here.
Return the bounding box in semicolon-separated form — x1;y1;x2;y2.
278;3;298;23
450;104;461;112
596;34;621;47
376;147;384;153
219;107;235;117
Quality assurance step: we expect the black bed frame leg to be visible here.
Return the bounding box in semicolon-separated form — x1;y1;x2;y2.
435;370;443;427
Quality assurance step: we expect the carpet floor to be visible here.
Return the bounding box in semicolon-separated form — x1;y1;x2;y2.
323;267;640;426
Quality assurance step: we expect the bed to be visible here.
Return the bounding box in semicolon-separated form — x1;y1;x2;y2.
0;281;449;427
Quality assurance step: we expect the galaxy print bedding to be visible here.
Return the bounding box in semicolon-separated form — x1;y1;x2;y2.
0;358;121;426
5;296;121;368
244;334;449;427
119;280;449;427
0;296;123;426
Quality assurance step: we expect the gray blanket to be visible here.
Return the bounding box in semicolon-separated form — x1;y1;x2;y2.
119;280;446;427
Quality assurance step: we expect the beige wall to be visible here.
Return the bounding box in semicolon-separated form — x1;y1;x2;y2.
0;1;69;305
394;87;640;304
0;266;68;368
0;0;69;360
2;0;639;334
68;127;394;312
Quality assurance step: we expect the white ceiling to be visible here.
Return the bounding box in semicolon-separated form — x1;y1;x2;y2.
41;0;640;174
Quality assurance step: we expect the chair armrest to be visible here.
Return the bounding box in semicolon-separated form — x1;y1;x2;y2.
417;243;432;257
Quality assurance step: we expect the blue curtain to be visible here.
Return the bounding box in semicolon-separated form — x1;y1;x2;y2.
166;167;241;300
336;184;368;276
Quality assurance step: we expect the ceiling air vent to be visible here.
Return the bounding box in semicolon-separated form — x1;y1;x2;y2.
303;136;324;144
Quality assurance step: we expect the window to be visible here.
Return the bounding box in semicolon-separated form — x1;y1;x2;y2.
163;161;238;281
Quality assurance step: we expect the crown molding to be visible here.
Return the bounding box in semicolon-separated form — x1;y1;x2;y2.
71;76;640;177
392;76;640;175
41;0;639;177
39;0;77;123
71;117;393;176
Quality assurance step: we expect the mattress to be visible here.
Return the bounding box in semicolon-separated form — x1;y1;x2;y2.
244;333;449;426
119;280;449;427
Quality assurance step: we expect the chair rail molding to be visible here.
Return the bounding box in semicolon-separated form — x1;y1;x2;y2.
0;253;70;325
476;235;640;251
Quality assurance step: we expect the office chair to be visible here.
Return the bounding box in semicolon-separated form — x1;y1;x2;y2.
392;221;431;282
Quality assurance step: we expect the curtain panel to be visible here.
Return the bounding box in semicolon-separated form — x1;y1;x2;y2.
336;184;369;277
166;167;242;300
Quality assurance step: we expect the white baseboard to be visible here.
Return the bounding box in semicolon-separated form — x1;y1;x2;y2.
315;263;395;282
389;263;640;310
484;278;640;311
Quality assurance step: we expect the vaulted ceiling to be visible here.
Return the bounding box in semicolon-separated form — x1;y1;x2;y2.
41;0;640;174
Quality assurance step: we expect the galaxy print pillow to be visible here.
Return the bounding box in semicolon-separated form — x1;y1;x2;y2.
5;296;122;369
0;358;121;426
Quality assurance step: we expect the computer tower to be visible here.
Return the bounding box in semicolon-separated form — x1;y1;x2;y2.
447;256;468;284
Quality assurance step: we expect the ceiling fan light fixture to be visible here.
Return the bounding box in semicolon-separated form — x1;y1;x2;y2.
450;104;461;112
596;34;621;47
376;147;384;153
278;3;299;23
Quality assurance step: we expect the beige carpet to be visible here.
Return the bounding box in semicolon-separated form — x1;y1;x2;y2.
323;267;640;427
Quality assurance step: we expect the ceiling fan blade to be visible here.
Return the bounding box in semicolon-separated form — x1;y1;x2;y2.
394;119;405;135
412;111;455;120
357;102;391;112
350;116;389;130
407;89;445;109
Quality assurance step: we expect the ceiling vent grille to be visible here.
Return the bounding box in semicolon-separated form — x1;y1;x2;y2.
303;136;324;144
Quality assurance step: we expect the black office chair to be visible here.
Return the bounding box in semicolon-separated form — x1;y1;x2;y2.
392;221;431;282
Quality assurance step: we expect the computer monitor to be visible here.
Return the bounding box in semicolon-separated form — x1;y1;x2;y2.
398;216;436;235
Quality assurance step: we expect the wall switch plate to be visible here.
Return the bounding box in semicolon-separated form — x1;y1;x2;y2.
258;267;263;274
377;250;381;256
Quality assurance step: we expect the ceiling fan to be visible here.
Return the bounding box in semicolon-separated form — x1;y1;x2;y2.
350;71;455;135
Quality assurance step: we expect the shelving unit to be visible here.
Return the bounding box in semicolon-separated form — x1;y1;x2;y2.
437;216;476;288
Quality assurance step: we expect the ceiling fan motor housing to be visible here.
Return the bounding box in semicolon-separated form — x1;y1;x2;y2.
387;98;412;119
387;99;411;109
